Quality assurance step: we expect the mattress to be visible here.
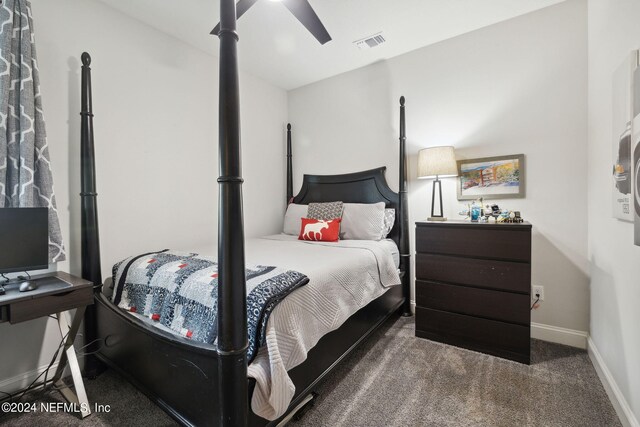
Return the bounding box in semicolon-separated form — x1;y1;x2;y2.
246;234;400;420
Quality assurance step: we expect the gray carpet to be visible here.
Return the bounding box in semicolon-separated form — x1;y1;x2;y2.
0;316;620;427
290;317;620;427
0;368;176;427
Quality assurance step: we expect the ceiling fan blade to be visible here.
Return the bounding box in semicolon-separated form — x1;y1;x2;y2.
281;0;332;45
211;0;259;35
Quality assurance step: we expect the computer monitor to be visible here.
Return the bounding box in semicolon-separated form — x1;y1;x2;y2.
0;208;49;274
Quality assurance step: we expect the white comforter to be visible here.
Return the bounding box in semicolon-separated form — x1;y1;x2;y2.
246;234;401;420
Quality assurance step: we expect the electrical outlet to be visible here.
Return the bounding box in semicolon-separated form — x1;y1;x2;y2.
532;285;544;301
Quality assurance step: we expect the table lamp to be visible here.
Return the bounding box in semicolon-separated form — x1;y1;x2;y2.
417;146;458;221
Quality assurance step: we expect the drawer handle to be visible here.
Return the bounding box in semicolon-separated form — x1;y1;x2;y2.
51;291;76;297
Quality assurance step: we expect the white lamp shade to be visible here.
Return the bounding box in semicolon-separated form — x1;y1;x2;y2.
417;146;458;179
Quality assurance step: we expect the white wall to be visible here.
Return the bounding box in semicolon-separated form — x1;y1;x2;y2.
0;0;288;393
288;0;589;332
587;0;640;423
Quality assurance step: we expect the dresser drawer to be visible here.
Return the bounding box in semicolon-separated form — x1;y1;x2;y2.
415;253;530;293
9;287;94;324
415;307;530;364
416;225;531;262
415;280;530;325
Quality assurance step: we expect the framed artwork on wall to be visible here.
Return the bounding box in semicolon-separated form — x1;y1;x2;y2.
456;154;525;200
611;51;637;222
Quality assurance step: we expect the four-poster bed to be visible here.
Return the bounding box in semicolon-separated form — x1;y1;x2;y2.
79;2;412;426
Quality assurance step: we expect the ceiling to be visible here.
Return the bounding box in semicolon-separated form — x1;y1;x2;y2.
98;0;565;90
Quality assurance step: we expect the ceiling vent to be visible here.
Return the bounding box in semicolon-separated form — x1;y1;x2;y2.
354;32;386;50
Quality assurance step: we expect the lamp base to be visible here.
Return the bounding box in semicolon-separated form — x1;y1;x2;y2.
428;216;447;221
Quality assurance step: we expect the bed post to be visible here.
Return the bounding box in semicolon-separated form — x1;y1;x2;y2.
80;52;105;375
399;96;412;317
286;123;293;204
216;1;249;426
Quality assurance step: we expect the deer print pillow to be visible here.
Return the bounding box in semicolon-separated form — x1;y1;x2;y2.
298;218;342;242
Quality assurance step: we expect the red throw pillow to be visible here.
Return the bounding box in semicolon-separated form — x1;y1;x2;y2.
298;218;341;242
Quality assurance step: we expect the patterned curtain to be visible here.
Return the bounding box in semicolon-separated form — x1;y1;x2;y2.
0;0;65;262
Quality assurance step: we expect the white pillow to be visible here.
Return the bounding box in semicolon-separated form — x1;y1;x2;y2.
340;202;386;240
283;203;308;235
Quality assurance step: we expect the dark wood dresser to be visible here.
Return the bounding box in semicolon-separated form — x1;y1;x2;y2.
415;220;532;364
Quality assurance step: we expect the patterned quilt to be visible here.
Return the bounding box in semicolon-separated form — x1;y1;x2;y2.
111;250;309;361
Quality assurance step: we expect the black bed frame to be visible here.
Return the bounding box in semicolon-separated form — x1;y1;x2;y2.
79;3;411;425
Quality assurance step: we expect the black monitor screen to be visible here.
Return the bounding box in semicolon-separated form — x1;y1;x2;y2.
0;208;49;274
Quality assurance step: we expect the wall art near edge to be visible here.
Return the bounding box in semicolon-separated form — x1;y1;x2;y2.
611;51;637;222
633;53;640;245
456;154;525;200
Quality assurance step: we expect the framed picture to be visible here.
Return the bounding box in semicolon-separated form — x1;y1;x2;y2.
457;154;525;200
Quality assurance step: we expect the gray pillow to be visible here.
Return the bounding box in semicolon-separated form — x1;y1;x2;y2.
382;208;395;238
308;201;344;220
340;202;386;240
283;203;308;235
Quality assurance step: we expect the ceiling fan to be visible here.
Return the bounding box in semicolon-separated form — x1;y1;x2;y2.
211;0;332;45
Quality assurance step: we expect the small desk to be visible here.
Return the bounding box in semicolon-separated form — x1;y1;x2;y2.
0;272;94;417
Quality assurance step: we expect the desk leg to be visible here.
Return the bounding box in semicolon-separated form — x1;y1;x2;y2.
51;309;91;418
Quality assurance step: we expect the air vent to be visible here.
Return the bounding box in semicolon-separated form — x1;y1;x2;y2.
354;32;386;50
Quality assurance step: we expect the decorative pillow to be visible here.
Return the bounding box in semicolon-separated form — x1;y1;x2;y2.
283;204;308;235
298;218;341;242
308;201;344;220
340;202;386;241
382;208;396;238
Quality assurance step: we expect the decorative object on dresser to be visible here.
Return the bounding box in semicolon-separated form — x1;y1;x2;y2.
414;220;532;364
457;154;525;200
417;146;458;221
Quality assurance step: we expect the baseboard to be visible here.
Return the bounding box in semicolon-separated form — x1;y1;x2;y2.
0;362;60;397
531;322;588;349
588;338;639;427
